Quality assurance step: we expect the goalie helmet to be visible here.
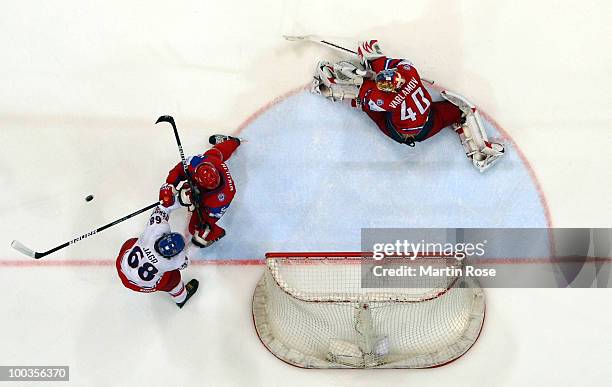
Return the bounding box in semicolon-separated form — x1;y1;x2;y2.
375;69;405;92
194;162;221;190
155;232;185;258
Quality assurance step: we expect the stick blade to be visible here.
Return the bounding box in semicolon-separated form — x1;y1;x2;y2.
155;115;175;125
11;240;37;258
282;34;315;42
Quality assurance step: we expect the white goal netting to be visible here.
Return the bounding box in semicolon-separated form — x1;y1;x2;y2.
252;252;485;368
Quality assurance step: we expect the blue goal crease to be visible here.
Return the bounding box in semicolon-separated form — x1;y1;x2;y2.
194;92;547;260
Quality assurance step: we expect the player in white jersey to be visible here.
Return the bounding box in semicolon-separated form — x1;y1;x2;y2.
115;201;199;308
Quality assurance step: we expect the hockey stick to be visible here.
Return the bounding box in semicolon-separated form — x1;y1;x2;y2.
155;115;208;231
11;201;160;259
283;34;435;85
283;34;358;55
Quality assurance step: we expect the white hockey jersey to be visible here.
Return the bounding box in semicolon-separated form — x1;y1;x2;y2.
119;204;189;290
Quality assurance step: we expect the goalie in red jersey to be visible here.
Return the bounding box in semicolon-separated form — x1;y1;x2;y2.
312;39;504;172
158;135;241;248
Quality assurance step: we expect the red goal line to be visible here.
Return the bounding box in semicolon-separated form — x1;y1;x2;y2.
0;254;609;268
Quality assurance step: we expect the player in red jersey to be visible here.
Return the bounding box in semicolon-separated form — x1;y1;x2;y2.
312;40;504;171
159;135;241;248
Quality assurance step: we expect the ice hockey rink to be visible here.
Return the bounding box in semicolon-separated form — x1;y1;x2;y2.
1;0;611;386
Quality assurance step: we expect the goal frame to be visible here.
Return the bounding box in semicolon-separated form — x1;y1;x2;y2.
252;252;486;369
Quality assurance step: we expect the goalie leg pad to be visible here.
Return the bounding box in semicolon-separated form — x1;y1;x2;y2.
453;123;480;159
472;141;505;172
441;90;505;171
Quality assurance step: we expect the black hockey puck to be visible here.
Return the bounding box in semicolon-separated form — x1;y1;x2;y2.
85;195;94;202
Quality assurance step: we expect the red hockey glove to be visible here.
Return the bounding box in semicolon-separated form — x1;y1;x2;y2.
159;184;176;207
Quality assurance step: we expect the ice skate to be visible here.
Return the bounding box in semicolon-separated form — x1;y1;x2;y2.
209;134;241;145
176;279;199;309
472;144;504;172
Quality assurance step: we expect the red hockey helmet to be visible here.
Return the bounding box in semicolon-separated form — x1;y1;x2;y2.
375;69;405;92
194;162;221;190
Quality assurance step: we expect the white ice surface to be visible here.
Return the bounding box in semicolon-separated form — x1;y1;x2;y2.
1;0;612;386
0;266;610;387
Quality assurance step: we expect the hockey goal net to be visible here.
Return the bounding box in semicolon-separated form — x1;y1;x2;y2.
252;252;485;368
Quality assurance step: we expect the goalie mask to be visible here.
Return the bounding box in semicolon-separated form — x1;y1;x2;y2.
375;69;405;92
194;162;221;190
155;232;185;258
